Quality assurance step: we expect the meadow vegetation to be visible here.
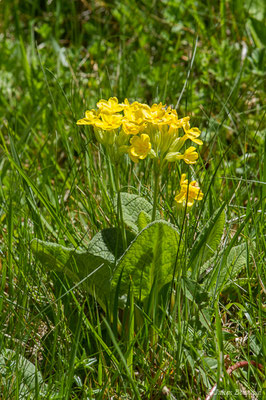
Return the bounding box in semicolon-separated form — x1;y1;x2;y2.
0;0;265;399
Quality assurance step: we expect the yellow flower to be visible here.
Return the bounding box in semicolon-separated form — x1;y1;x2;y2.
120;98;130;108
96;97;124;114
176;146;199;164
183;121;203;145
142;102;167;124
122;120;146;135
128;134;151;163
94;113;123;130
76;109;99;125
122;103;147;135
175;174;203;207
176;116;190;128
124;103;145;121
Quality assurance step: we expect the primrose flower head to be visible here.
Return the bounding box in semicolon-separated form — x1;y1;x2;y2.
176;146;199;164
142;102;166;122
175;174;203;208
183;122;203;145
76;97;203;167
94;113;123;131
122;103;147;135
96;97;124;114
77;109;99;125
128;134;151;163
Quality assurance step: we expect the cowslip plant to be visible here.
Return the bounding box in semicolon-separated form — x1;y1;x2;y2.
32;97;207;328
32;98;207;310
32;98;251;325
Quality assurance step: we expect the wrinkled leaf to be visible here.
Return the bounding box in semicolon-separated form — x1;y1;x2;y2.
137;210;151;231
114;192;159;233
111;221;182;301
182;277;210;306
204;209;225;260
190;205;226;276
206;242;254;295
32;228;135;305
221;242;253;291
198;255;216;281
0;349;48;399
245;0;265;21
247;18;266;48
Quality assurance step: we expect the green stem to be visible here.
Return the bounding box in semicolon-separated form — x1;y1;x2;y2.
114;163;127;250
152;159;160;221
107;154;115;198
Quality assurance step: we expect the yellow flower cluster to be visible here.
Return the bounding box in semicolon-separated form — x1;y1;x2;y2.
77;97;204;208
77;97;203;165
175;174;203;208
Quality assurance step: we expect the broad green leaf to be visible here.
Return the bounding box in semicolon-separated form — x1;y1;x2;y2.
137;210;151;231
32;228;135;305
244;0;265;21
204;209;225;260
86;227;135;262
31;240;80;281
221;242;253;291
182;277;209;306
114;192;159;233
206;242;253;295
245;0;266;47
190;205;226;277
198;255;216;281
0;349;48;399
111;220;182;301
247;18;266;48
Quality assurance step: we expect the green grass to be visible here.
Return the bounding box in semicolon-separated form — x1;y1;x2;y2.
0;0;265;399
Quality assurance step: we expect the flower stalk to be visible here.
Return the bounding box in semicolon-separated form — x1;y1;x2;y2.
152;159;160;221
114;163;127;251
